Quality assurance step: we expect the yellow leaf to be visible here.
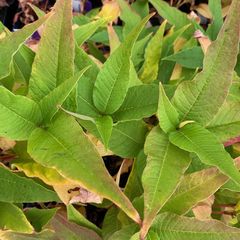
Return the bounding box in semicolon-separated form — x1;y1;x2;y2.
97;0;120;22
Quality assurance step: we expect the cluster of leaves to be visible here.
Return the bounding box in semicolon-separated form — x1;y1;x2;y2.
0;0;240;239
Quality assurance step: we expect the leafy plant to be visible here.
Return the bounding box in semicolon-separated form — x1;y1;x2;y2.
0;0;240;239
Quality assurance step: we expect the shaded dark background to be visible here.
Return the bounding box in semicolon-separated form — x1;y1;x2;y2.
0;0;209;31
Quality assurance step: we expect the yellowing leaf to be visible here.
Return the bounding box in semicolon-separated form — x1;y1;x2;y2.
28;113;141;224
0;203;33;233
97;0;120;22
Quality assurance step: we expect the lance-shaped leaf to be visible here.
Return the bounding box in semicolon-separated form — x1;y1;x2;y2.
172;0;240;126
206;101;240;142
124;151;146;201
24;208;57;232
110;120;148;158
0;165;58;202
169;123;240;185
75;46;101;118
29;0;74;101
0;15;48;80
149;0;192;30
0;230;54;240
141;126;191;238
139;21;166;84
0;86;42;140
157;83;179;133
132;0;149;18
12;45;35;85
108;24;121;54
29;3;45;18
112;84;159;122
164;46;204;69
93;15;151;114
207;0;223;40
74;18;107;46
13;156;80;204
95;115;113;150
102;207;121;239
116;0;141;36
67;205;101;236
48;212;101;240
108;224;138;240
39;67;90;124
28;113;141;224
162;158;240;214
0;203;33;233
78;119;148;158
148;213;240;239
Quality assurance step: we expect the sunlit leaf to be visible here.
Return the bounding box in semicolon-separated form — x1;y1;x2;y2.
148;213;240;239
172;0;240;125
28;113;140;224
29;0;74;101
0;203;33;233
169;123;240;186
0;86;42;140
0;165;58;202
141;126;190;238
93;15;151;114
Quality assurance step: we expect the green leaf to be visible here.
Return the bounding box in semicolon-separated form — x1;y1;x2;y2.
116;0;141;36
169;123;240;186
139;21;166;84
112;84;158;122
0;165;58;202
102;207;121;240
29;0;74;101
0;230;54;240
129;61;142;87
141;126;190;238
108;25;121;54
12;45;35;85
93;15;151;114
0;86;42;140
132;0;149;19
95;115;113;149
157;83;179;133
28;113;141;224
131;34;151;70
0;203;33;233
39;67;90;124
162;163;234;214
75;46;101;118
157;24;192;83
164;47;204;69
148;213;240;239
78;119;148;158
149;0;192;30
172;0;240;126
222;179;240;192
25;208;57;232
28;3;45;18
108;224;138;240
48;212;102;240
13;142;88;205
110;120;148;158
124;151;146;201
206;101;240;142
67;205;101;236
74;18;107;46
0;15;48;79
207;0;223;40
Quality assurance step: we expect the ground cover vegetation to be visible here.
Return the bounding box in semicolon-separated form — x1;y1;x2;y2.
0;0;240;239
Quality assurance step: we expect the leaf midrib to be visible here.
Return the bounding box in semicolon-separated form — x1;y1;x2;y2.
180;10;236;121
